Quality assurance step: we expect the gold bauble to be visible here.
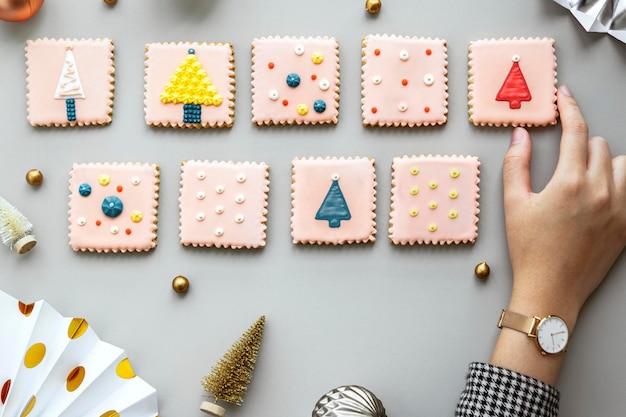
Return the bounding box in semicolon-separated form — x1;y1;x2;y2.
365;0;381;14
474;262;490;279
25;169;43;186
104;0;117;4
172;275;190;294
0;0;45;22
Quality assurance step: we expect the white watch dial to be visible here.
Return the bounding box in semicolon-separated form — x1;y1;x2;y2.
536;315;569;354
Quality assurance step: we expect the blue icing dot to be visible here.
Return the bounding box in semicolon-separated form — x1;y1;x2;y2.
313;99;327;113
188;48;195;55
78;183;92;197
101;196;124;218
286;73;301;88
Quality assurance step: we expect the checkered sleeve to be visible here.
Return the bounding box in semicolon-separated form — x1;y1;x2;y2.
455;362;560;417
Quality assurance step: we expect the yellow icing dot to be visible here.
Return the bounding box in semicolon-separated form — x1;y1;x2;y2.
296;104;309;115
409;186;419;195
24;343;46;368
311;52;324;64
409;208;418;217
116;358;136;379
448;209;458;219
410;166;419;175
130;210;143;223
428;223;438;232
66;366;85;392
160;53;223;107
68;318;88;339
428;201;438;209
428;180;438;189
98;174;110;186
450;168;460;178
448;189;459;199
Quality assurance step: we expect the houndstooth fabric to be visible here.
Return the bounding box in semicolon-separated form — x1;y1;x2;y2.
456;362;560;417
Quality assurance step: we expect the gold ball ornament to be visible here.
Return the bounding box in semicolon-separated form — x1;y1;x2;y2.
365;0;381;14
103;0;116;4
474;262;490;279
0;0;45;22
172;275;190;294
25;169;43;187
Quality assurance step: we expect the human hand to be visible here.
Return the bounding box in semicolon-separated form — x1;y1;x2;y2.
502;85;626;328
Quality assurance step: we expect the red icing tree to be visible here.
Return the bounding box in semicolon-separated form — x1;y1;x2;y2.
496;60;532;109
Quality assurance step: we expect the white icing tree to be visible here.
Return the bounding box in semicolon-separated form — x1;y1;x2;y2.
54;47;85;122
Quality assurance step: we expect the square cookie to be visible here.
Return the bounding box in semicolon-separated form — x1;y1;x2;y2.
361;34;448;127
389;155;480;245
144;42;235;128
26;38;115;127
179;161;269;249
68;163;160;253
291;157;376;244
251;36;339;125
468;37;557;127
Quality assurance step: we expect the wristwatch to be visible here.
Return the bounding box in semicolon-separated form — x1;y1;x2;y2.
497;309;570;355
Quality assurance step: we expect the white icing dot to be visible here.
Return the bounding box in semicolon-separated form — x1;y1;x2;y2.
399;50;410;61
196;212;206;221
110;226;119;235
372;75;382;85
236;173;247;183
234;214;245;223
235;194;245;204
215;227;224;236
423;74;435;86
196;191;206;200
215;185;225;194
331;173;340;181
131;176;141;186
294;44;305;55
512;54;521;62
398;102;408;112
215;205;224;214
319;79;330;91
77;217;86;226
196;171;206;180
269;89;279;101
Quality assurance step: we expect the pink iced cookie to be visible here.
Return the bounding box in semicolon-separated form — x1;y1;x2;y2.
468;37;557;127
26;38;115;127
144;42;235;128
179;161;269;249
291;157;376;245
251;36;339;125
361;34;448;127
389;155;480;245
68;163;160;253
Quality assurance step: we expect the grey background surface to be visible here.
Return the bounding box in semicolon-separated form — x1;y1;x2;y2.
1;1;626;416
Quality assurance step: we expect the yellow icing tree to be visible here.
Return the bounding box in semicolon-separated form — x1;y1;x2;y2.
160;48;223;124
200;316;265;417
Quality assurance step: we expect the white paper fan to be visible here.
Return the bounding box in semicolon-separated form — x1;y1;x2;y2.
0;290;159;417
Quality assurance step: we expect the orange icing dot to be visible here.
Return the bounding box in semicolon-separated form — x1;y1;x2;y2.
282;99;289;106
116;185;123;192
268;62;275;69
95;220;101;226
371;107;378;114
311;74;317;80
424;106;430;113
426;48;432;56
125;228;132;235
401;79;408;86
374;49;381;56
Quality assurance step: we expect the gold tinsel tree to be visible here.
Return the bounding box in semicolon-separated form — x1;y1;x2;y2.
200;315;265;417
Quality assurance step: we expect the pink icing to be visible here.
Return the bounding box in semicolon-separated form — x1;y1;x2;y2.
178;161;269;249
251;36;339;125
68;163;160;253
468;38;557;127
144;42;235;128
291;157;376;244
26;38;114;127
361;34;448;127
389;155;480;245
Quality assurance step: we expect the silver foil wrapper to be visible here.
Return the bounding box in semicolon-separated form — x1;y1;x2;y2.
554;0;626;43
312;385;387;417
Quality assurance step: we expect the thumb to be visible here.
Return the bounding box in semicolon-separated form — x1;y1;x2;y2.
503;127;532;207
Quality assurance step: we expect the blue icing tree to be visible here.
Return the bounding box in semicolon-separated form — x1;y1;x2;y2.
315;176;351;228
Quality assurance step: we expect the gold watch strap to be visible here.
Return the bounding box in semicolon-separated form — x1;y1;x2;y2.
497;309;539;336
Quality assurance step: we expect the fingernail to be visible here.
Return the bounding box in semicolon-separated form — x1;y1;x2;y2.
559;85;572;97
511;127;524;145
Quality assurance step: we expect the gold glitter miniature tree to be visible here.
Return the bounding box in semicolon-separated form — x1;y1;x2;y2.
200;316;265;417
160;48;223;124
0;196;36;254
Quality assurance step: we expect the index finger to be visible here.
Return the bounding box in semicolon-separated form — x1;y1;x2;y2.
555;85;589;174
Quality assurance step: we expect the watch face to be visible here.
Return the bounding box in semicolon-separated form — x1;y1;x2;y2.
536;315;569;354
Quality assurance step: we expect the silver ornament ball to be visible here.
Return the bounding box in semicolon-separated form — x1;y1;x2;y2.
312;385;387;417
